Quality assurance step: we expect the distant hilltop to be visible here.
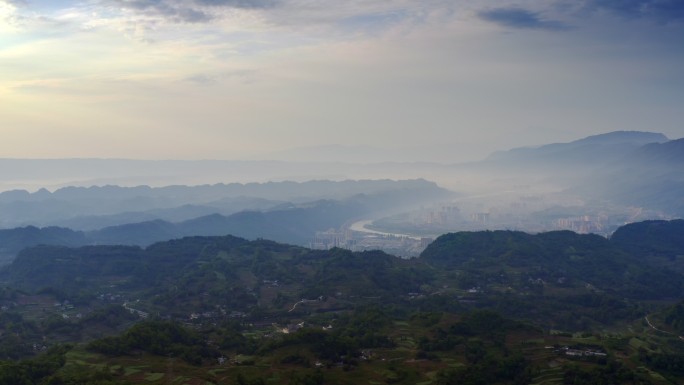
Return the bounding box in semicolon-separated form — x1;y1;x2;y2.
569;131;668;145
485;130;669;163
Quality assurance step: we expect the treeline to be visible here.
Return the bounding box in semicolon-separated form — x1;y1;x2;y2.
0;305;138;361
421;227;684;300
0;345;129;385
662;300;684;334
87;320;218;365
270;306;396;364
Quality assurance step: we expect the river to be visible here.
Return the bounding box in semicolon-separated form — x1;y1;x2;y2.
348;219;422;240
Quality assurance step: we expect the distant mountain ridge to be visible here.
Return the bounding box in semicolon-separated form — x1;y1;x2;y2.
0;179;450;230
571;131;668;145
1;131;682;245
0;179;444;203
0;206;355;259
0;182;453;259
485;131;669;165
628;138;684;165
87;199;365;247
575;138;684;215
474;131;684;217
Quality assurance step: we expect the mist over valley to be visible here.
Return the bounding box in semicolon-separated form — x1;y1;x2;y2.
1;134;683;383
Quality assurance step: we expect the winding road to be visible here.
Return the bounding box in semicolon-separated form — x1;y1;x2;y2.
645;315;684;341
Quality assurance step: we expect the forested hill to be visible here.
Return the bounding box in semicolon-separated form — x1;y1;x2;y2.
610;219;684;258
0;236;428;313
0;225;683;384
420;220;684;300
660;300;684;335
1;219;683;332
0;226;86;261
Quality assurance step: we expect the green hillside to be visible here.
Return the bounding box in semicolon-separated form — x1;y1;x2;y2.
0;220;682;384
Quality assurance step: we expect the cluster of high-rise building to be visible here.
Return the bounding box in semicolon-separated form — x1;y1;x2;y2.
309;228;354;250
553;215;607;234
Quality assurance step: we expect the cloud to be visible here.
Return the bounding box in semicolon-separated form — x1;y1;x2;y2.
184;70;256;85
105;0;213;23
110;0;271;8
582;0;684;23
102;0;277;23
102;0;452;31
194;0;276;8
478;7;570;30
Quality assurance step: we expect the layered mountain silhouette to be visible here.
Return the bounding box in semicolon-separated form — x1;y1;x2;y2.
475;131;684;216
0;179;450;230
0;180;452;259
1;131;682;259
484;131;669;167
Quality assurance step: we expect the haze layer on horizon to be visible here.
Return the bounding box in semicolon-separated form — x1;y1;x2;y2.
1;0;683;163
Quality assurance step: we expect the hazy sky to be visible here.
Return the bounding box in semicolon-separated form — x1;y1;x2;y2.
1;0;683;162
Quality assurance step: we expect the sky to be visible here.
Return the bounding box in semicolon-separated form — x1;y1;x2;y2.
1;0;683;162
